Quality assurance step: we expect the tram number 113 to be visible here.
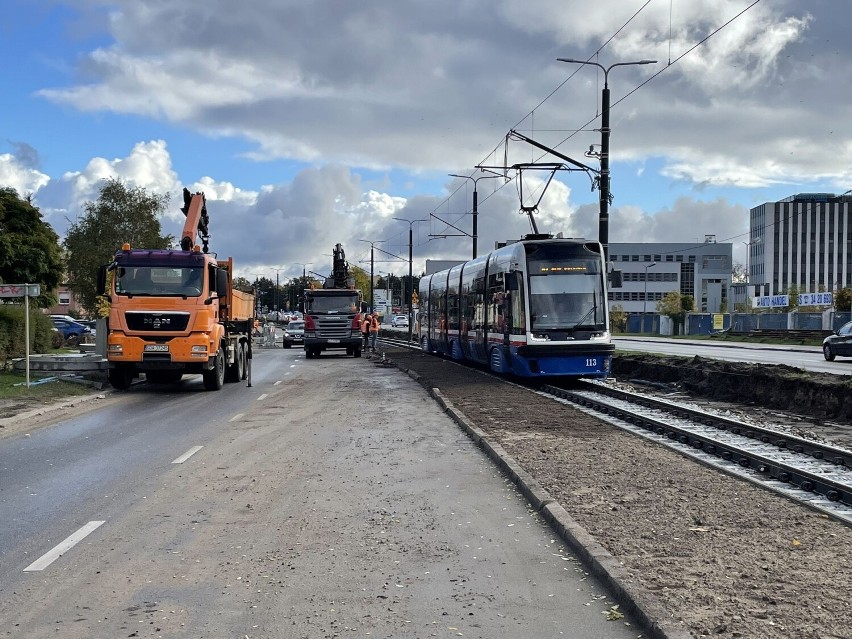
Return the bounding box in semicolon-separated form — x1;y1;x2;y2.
585;358;598;368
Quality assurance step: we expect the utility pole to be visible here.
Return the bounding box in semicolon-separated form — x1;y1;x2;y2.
557;58;656;262
393;218;427;341
358;240;384;314
449;173;503;258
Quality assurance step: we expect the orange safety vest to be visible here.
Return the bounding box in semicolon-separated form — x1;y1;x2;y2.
369;316;380;333
361;317;370;334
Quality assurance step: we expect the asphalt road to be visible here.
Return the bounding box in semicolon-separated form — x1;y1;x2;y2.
0;346;640;638
615;336;852;375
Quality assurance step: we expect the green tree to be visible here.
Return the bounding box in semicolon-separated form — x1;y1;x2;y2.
657;291;691;334
64;178;173;315
0;187;63;307
835;287;852;312
609;304;627;333
784;283;799;312
350;265;372;305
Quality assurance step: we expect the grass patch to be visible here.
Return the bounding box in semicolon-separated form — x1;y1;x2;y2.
0;370;93;402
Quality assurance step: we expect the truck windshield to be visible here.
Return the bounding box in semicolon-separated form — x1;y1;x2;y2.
306;294;359;313
116;266;204;297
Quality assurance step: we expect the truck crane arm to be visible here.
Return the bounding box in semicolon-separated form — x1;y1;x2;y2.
331;243;350;289
180;188;210;253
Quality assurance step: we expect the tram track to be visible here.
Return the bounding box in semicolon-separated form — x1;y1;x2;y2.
542;380;852;527
377;334;852;527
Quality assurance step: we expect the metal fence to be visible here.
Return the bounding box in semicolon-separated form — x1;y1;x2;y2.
624;310;852;336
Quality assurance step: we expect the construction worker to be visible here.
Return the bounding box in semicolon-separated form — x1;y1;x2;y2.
361;313;371;351
369;313;380;352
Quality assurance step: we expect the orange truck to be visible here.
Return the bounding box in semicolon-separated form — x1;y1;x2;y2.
97;189;255;390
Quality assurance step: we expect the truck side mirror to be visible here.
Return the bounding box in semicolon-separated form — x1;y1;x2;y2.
216;269;229;304
96;265;107;295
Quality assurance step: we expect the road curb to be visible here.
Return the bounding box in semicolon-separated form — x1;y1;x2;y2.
398;365;690;639
0;389;110;429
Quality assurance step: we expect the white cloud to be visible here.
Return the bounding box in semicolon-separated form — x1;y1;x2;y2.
0;153;50;196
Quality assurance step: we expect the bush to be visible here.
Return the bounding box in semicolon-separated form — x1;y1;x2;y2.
0;305;57;370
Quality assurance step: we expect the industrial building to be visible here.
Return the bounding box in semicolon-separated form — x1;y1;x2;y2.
608;238;733;314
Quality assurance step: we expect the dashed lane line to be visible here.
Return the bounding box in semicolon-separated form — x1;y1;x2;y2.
229;413;244;422
257;393;269;401
23;521;106;572
171;445;203;464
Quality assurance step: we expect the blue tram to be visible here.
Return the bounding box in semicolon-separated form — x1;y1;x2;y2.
418;237;613;378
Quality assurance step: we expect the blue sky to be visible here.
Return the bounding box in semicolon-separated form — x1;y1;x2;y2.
2;0;850;281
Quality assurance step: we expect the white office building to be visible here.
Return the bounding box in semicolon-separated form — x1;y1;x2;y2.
608;239;733;314
749;192;852;297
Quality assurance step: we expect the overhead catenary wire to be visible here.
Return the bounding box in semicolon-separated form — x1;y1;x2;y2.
425;0;765;248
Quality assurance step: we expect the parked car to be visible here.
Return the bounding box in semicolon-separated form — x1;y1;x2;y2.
391;314;409;328
281;320;305;348
822;321;852;361
51;317;93;344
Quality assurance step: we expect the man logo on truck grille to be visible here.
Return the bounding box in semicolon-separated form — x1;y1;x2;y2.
144;316;171;329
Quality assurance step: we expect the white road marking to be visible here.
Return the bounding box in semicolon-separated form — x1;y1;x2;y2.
23;521;105;572
257;393;268;401
290;364;297;368
273;380;282;386
172;445;204;464
229;413;244;422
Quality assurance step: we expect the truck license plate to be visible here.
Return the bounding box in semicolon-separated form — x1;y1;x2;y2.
327;339;340;343
144;344;169;352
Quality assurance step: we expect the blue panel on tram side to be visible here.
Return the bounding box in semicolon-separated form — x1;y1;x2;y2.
509;350;612;378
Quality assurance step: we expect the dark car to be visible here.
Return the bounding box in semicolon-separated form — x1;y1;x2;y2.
281;320;305;348
822;321;852;361
51;318;93;344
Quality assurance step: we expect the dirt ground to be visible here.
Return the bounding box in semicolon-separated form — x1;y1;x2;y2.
612;353;852;423
386;348;852;639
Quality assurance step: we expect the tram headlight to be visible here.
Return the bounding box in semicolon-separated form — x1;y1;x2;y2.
589;330;610;341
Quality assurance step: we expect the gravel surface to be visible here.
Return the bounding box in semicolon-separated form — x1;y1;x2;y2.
384;347;852;639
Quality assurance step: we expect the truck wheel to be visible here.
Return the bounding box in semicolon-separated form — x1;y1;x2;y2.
109;367;134;390
203;346;226;391
239;343;248;380
225;344;242;383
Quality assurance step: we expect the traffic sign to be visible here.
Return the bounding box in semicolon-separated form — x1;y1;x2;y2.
0;284;40;298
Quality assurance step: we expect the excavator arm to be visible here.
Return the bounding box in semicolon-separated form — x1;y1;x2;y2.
180;188;210;252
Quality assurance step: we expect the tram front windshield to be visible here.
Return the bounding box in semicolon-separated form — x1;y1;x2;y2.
528;260;604;330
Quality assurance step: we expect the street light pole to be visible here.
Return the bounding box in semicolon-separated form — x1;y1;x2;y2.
393;217;427;342
357;240;385;314
270;267;286;314
556;58;656;262
448;174;503;259
643;262;657;328
293;262;312;280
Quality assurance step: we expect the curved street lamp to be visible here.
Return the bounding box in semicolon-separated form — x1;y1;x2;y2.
556;58;656;262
